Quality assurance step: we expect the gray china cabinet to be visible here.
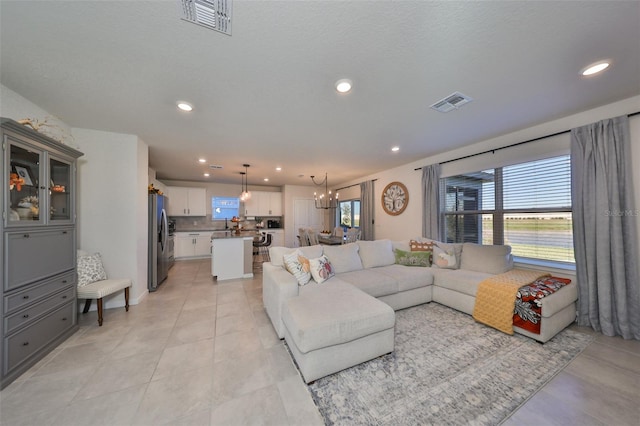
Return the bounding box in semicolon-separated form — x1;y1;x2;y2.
1;118;83;389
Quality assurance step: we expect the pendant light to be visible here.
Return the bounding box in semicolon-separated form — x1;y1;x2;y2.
240;164;251;201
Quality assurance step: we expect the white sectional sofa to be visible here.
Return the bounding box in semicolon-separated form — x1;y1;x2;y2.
263;239;578;382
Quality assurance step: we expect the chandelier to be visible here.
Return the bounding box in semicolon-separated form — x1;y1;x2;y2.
240;164;251;201
311;173;339;209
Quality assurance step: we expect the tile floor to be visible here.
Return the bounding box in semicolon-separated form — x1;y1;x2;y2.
1;258;638;426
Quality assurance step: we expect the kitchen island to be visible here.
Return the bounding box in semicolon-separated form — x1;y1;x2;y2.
210;231;258;281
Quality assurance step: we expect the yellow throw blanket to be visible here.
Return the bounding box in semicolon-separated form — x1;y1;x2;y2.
473;269;550;334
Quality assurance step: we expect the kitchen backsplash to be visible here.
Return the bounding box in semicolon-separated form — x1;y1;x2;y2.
172;216;282;231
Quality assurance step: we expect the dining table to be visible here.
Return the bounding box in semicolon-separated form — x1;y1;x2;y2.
318;234;343;245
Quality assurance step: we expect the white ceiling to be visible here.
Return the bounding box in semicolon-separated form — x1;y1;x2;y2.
1;1;639;188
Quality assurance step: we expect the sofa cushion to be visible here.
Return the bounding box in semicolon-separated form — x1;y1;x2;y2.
270;245;323;268
357;239;395;269
376;264;434;292
338;269;398;298
323;243;363;273
433;269;494;297
391;240;411;252
282;281;395;354
460;243;513;274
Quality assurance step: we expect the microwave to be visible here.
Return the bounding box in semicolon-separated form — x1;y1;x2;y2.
267;220;281;229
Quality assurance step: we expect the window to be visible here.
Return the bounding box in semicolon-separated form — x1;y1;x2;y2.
440;155;573;264
211;196;239;220
338;200;360;229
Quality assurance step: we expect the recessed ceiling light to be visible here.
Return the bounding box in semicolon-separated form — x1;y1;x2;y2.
177;101;193;112
581;61;610;76
198;158;206;163
275;167;282;171
335;79;353;93
264;178;269;182
204;173;210;177
391;146;400;152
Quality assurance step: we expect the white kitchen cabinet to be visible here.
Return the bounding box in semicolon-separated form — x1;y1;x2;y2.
166;187;207;216
243;191;282;217
175;232;211;259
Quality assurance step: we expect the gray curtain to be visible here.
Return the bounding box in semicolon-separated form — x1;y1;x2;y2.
360;180;375;240
422;163;441;240
571;115;640;340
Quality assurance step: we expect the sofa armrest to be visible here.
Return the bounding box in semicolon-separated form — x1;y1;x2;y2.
262;262;300;338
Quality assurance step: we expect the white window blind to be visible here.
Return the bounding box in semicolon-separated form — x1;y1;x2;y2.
440;155;574;264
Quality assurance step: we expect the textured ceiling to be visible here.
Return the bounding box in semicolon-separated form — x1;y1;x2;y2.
1;1;639;187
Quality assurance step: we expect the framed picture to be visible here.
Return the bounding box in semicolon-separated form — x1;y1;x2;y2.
13;165;33;186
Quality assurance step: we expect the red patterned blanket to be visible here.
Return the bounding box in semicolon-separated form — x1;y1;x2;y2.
513;276;572;334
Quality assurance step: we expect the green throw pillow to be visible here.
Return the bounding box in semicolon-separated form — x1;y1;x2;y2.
394;249;431;267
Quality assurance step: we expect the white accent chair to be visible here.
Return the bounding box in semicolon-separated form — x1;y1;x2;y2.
76;250;131;326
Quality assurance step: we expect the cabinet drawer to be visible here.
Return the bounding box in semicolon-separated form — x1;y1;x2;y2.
4;301;76;375
4;272;75;314
5;229;75;291
4;287;75;335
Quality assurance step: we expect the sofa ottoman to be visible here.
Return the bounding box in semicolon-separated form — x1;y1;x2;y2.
282;281;395;383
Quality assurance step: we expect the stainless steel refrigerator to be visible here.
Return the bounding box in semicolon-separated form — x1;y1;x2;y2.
148;193;169;291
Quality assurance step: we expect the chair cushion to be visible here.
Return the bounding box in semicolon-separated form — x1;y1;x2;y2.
76;278;131;299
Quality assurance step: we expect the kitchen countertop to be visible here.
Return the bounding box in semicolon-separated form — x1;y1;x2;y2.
210;231;261;240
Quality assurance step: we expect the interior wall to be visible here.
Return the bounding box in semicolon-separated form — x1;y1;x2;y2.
335;95;640;246
73;128;149;307
0;84;75;148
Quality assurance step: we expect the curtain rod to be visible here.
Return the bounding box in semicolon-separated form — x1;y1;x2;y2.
335;178;378;192
414;110;640;170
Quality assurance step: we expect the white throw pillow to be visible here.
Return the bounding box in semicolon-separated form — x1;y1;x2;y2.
283;250;312;286
357;239;395;269
270;245;323;268
432;245;457;269
459;243;513;274
308;255;335;284
77;253;108;287
322;243;363;273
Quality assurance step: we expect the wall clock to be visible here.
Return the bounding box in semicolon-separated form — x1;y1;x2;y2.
382;181;409;215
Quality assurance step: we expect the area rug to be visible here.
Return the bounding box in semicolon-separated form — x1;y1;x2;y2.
306;303;594;426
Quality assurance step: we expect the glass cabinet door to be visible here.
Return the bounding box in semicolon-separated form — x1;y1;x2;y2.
49;156;73;222
7;140;44;225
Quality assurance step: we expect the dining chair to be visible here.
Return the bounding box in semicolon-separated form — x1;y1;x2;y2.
307;228;319;246
333;227;344;238
344;228;359;244
298;228;310;246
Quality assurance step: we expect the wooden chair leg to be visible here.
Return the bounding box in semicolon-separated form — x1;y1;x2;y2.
82;299;92;313
97;298;104;326
124;287;130;312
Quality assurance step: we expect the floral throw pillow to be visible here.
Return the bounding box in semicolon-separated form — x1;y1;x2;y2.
394;249;431;267
77;253;108;287
308;255;335;284
283;250;312;286
433;244;457;269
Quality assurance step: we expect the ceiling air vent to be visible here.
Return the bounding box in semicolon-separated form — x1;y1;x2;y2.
430;91;473;113
179;0;232;36
209;164;223;169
